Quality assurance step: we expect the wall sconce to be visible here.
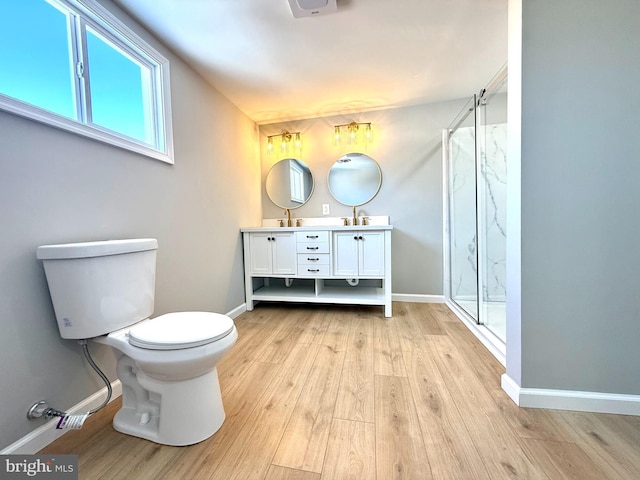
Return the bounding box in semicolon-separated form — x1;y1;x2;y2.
267;131;301;156
333;121;372;147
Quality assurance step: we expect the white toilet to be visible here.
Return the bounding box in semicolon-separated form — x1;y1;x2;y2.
36;238;238;446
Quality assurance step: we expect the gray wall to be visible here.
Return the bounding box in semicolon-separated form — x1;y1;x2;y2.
0;0;261;450
259;101;468;297
514;0;640;394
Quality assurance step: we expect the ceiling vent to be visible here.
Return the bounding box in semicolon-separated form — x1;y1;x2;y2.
287;0;337;18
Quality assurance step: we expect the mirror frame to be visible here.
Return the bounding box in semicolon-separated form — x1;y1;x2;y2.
265;158;315;209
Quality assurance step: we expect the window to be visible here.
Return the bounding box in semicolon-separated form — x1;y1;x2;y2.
289;161;305;204
0;0;173;163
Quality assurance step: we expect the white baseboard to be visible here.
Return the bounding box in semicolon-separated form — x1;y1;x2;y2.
1;380;122;454
501;374;640;416
501;373;521;405
392;293;446;303
226;303;247;319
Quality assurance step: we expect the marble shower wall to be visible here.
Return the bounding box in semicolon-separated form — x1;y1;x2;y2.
449;123;507;303
449;126;477;301
480;123;507;302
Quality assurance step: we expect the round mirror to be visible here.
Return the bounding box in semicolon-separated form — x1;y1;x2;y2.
265;158;314;209
328;153;382;206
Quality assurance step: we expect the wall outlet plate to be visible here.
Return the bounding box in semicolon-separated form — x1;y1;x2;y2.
322;204;330;215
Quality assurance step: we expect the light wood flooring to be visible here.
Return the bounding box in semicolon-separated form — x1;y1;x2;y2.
41;302;640;479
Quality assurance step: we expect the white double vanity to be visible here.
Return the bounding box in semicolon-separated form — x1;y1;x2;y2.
245;151;393;316
242;222;393;317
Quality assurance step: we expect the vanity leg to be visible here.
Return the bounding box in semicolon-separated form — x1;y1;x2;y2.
383;230;392;317
243;231;255;312
245;278;255;311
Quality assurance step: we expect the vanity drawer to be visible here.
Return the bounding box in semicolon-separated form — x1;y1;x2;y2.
296;231;329;243
297;264;331;277
297;253;330;265
296;242;330;254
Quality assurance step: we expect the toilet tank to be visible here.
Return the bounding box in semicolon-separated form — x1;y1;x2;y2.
37;239;158;339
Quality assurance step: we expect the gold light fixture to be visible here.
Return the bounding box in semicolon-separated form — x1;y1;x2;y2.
333;121;372;147
267;131;301;156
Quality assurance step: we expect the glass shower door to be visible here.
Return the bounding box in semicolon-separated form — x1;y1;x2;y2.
477;71;507;342
447;96;479;321
445;65;507;349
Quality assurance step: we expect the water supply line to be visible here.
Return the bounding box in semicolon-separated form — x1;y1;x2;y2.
79;339;112;415
285;278;294;287
27;339;112;430
346;278;359;286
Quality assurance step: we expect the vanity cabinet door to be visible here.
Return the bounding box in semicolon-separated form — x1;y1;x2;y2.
332;230;385;277
249;232;272;275
333;231;359;276
358;231;385;276
271;232;296;274
249;232;296;275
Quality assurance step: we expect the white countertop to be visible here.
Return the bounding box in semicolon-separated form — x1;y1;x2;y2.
241;215;392;232
241;224;393;232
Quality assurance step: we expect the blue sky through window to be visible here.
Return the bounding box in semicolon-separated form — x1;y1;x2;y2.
86;28;149;144
0;0;153;146
0;0;75;119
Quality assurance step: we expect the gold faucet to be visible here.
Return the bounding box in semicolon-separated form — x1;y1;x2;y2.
352;205;358;226
285;208;292;227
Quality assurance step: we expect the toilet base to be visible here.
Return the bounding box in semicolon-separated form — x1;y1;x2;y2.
114;358;226;446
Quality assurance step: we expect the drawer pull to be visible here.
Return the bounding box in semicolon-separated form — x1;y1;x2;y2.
306;235;319;239
307;257;319;261
308;269;320;272
306;246;319;250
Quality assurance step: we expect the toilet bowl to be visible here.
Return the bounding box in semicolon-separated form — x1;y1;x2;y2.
94;312;238;446
36;239;238;446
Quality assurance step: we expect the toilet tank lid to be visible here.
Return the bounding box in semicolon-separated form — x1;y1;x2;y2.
37;238;158;260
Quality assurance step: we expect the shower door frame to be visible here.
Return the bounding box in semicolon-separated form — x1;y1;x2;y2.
443;95;481;322
443;86;507;366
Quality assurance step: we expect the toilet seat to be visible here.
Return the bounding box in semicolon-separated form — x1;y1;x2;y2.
128;312;234;350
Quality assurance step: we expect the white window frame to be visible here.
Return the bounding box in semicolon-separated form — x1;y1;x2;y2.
289;161;305;203
0;0;174;164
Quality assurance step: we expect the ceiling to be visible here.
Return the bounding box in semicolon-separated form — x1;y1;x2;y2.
113;0;507;125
